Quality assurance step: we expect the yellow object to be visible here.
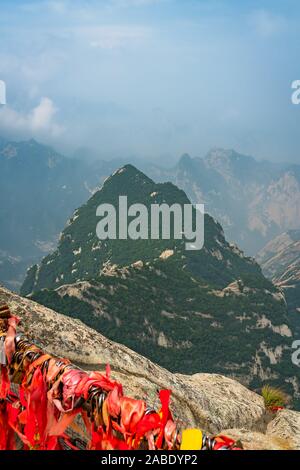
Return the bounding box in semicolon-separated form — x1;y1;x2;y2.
180;429;203;450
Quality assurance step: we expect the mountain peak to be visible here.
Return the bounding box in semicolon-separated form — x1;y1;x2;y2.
179;153;192;163
121;163;138;171
204;148;257;184
205;148;237;165
102;164;154;190
116;163;152;178
205;148;255;164
28;137;39;145
177;153;194;170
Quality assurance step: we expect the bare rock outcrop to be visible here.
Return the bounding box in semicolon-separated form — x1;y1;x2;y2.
225;409;300;450
220;428;292;450
266;409;300;450
180;373;265;433
1;284;300;449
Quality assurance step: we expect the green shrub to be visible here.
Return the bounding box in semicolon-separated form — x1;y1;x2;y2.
262;385;288;409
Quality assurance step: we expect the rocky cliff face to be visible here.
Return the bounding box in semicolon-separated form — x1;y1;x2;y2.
257;231;300;282
257;231;300;332
1;284;300;450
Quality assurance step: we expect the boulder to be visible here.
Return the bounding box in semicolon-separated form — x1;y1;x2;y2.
267;409;300;450
220;428;292;450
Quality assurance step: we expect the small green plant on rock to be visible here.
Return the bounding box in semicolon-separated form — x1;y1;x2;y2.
262;385;288;410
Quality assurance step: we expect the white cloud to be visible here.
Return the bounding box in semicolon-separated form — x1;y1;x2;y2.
30;97;59;131
251;10;286;37
0;97;64;138
0;81;6;105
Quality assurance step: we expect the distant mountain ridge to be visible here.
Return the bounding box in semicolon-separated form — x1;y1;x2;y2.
147;148;300;255
0;137;123;289
2;137;300;289
20;165;299;407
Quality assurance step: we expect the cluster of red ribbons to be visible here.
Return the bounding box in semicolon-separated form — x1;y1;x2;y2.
0;304;242;451
0;347;179;450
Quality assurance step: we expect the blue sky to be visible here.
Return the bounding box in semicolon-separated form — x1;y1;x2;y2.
0;0;300;162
